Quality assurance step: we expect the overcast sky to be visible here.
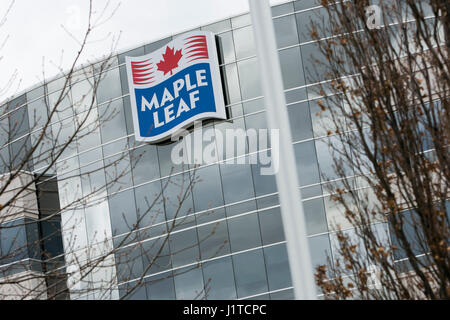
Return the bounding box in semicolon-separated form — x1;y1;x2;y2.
0;0;287;102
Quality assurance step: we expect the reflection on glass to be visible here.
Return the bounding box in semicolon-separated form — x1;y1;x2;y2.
192;164;224;212
233;25;256;60
294;141;321;186
237;58;262;100
197;221;230;260
84;200;112;244
279;46;304;89
202;256;237;299
173;267;205;300
220;162;255;204
228;213;262;252
96;68;122;104
259;207;285;245
109;189;137;236
274;14;299;48
263;243;292;291
233;249;268;298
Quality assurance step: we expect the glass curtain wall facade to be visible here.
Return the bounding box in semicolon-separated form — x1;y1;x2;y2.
0;0;398;300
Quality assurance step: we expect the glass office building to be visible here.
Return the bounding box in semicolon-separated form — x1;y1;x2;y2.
0;0;392;300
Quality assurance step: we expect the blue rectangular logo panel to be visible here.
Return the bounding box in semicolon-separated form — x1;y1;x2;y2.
125;31;226;142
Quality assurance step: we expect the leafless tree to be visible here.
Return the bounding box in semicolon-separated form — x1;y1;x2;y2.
0;0;223;300
302;0;449;299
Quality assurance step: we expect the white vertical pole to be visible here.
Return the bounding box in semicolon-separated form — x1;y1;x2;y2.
248;0;317;300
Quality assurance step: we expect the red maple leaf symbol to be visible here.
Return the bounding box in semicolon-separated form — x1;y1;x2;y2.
157;46;183;76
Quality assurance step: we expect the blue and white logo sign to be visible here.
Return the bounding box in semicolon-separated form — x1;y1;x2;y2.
125;31;226;142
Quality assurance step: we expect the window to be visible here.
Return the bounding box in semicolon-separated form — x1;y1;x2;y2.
221;63;242;105
26;85;45;101
134;180;165;229
285;87;307;104
0;219;28;264
76;110;101;153
162;172;194;221
288;101;313;142
309;98;343;138
324;193;354;231
231;14;251;29
174;267;205;300
215;117;247;160
301;41;331;84
233;249;268;298
329;223;389;275
251;156;278;197
243;97;264;114
115;244;144;283
279;47;304;90
119;281;147;300
263;243;292;291
228;103;243;118
272;2;294;17
228;213;262;252
9;103;29;140
245;112;270;150
28;97;48;129
84;200;112;244
192;165;224;212
146;271;176;300
294;0;320;11
118;46;144;64
60;208;88;259
57;174;82;209
47;90;73;124
233;25;255;59
80;160;107;199
201;19;231;34
308;233;332;271
96;68;122;104
303;197;328;235
197;207;226;225
301;184;323;199
130;144;160;185
52;118;77;161
102;137;128;158
144;37;172;54
259;207;285;245
169;228;200;268
237;57;262;100
98;98;127;143
296;6;333;43
257;194;279;210
141;237;171;274
71;78;96;114
198;221;230;260
294;141;321;186
23;219;40;261
220;162;255;204
122;96;135;135
10;136;33;171
226;199;256;217
202;256;237;299
108;189;138;236
104;153;133;194
245;111;268;131
157;140;186;177
216;31;236;64
389;209;426;260
270;288;295;300
315;135;353;181
119;65;129;95
0;118;9;174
